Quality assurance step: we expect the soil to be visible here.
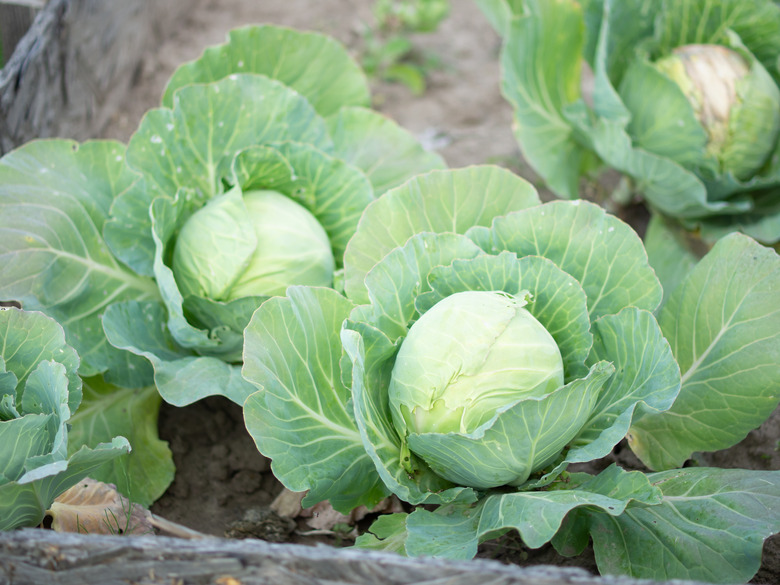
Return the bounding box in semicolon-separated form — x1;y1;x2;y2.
97;0;779;583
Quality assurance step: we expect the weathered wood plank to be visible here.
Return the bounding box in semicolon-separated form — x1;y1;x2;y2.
0;0;199;155
0;1;42;65
0;529;713;585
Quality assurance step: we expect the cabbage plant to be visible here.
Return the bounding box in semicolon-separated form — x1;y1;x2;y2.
0;25;444;409
479;0;780;249
0;307;129;531
242;166;780;584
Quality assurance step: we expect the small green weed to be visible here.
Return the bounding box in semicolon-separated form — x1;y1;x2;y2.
360;0;450;95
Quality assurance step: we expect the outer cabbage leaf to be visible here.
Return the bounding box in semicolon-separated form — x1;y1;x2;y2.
102;300;255;406
580;0;658;84
0;140;158;385
354;513;410;554
162;25;371;116
695;189;780;245
543;308;682;477
0;307;81;416
343;165;540;303
163;25;445;210
404;502;483;559
581;468;780;584
618;57;709;171
499;0;589;199
472;200;662;319
325;107;446;196
474;0;523;36
160;24;443;198
403;465;662;559
67;377;174;508
630;233;780;469
643;213;702;308
243;286;388;513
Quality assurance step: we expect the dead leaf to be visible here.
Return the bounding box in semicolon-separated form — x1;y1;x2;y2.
271;487;405;533
46;478;154;535
270;488;305;518
303;496;405;531
302;500;351;531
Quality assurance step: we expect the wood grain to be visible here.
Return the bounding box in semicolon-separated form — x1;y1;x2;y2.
0;529;703;585
0;1;41;66
0;0;198;155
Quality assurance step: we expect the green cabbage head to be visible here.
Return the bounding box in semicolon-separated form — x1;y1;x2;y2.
173;189;335;300
388;290;569;487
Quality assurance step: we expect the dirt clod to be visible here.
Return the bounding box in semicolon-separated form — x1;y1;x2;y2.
225;507;296;542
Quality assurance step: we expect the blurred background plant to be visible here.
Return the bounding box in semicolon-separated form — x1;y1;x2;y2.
359;0;450;95
477;0;780;301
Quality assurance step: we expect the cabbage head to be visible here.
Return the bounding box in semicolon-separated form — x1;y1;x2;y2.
388;290;567;487
172;189;335;300
648;44;780;181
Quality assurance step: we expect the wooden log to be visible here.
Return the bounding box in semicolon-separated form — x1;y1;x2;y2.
0;0;199;155
0;1;43;66
0;529;713;585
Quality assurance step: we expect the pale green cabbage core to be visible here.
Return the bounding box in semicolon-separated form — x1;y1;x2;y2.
172;189;335;300
654;44;780;180
388;290;564;438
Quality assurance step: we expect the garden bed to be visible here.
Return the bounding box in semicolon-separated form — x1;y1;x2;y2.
0;1;778;585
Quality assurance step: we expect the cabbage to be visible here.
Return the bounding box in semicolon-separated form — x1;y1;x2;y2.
489;0;780;246
242;167;780;584
173;189;335;300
